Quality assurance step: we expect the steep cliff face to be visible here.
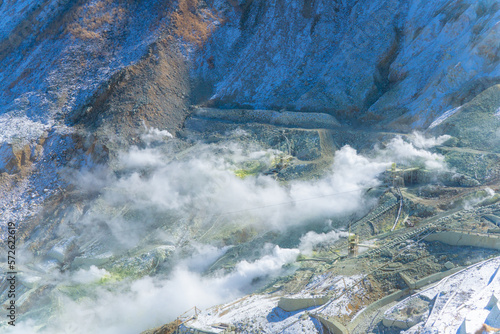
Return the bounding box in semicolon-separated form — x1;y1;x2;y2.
0;0;174;124
69;38;192;153
0;0;197;231
194;0;500;129
2;0;500;134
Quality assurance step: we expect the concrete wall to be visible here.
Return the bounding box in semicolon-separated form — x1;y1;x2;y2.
177;324;218;334
193;108;340;129
484;214;500;226
310;314;349;334
425;231;500;250
400;267;463;290
278;296;329;312
383;266;484;330
347;288;411;332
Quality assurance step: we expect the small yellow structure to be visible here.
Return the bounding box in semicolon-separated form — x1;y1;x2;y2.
389;163;426;187
348;233;359;256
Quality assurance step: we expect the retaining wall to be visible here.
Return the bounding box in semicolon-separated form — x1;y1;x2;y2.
278;296;329;312
192;108;341;129
425;231;500;250
310;314;349;334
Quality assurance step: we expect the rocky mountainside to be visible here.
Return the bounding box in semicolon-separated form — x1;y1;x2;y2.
1;0;500;334
1;0;499;134
194;0;500;129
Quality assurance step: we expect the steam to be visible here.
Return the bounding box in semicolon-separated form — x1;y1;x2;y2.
118;146;165;168
140;125;173;145
376;133;449;171
7;130;453;333
409;131;451;149
7;245;298;334
222;245;299;291
299;230;349;255
74;131;449;239
102;143;389;236
183;244;230;272
71;265;110;284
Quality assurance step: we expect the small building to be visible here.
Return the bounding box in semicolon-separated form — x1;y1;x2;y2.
348;234;359;256
386;164;429;187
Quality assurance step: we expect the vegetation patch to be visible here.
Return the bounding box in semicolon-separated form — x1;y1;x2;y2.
171;0;221;46
233;160;267;179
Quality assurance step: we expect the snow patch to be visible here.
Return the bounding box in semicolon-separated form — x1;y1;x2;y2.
0;114;49;144
395;257;500;333
428;106;462;129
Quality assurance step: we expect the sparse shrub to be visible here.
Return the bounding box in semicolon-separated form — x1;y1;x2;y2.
171;0;221;46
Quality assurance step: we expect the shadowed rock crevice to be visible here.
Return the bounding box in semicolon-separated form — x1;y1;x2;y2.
361;27;404;126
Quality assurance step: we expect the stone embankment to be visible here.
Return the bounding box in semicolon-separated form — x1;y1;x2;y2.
191;108;341;130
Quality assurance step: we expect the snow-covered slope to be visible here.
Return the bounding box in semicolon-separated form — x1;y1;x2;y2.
0;0;170;125
2;0;500;136
0;0;195;233
389;256;500;333
195;0;500;129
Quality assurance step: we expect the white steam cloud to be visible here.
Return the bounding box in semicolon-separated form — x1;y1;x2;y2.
102;143;390;237
299;230;349;255
140;124;173;145
71;265;110;284
118;146;165;168
7;245;298;334
73;131;449;240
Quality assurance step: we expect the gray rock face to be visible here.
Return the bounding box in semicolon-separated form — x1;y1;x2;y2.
194;0;500;129
0;0;174;124
192;107;340;129
2;0;499;135
430;84;500;153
